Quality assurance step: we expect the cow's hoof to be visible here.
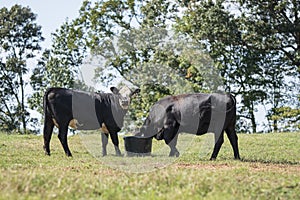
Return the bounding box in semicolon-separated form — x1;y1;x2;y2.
43;146;50;156
169;150;180;157
209;157;216;161
116;152;122;157
115;148;122;156
102;148;107;157
66;152;73;157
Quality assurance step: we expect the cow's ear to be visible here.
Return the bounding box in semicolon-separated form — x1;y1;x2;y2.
110;87;119;94
130;88;141;97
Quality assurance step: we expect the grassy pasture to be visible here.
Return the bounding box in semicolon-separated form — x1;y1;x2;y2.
0;132;299;199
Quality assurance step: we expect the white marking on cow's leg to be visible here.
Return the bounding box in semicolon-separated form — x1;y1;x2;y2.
100;123;109;133
52;118;59;128
69;119;78;129
68;119;84;129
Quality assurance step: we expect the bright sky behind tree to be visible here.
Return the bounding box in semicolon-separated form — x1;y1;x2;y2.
0;0;85;49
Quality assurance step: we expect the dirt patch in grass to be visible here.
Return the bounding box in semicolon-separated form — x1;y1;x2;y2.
175;162;300;173
247;162;300;173
175;163;235;170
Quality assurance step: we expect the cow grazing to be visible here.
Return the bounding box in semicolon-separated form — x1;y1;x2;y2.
43;86;140;157
137;93;240;160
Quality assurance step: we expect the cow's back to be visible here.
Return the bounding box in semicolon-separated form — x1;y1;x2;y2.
173;93;211;133
45;88;73;119
150;93;235;134
71;90;103;130
45;88;102;130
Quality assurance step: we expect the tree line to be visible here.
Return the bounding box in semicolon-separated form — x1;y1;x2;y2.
0;0;299;134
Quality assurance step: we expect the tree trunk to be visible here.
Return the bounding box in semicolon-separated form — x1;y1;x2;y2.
273;119;278;132
19;63;26;134
249;102;257;133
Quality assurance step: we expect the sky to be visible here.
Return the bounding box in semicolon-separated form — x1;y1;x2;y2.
0;0;85;49
1;0;105;86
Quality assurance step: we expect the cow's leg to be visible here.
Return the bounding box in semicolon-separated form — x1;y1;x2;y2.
163;125;180;157
166;133;180;157
43;115;54;156
109;132;121;156
58;125;72;157
210;131;224;160
101;132;109;156
225;126;240;160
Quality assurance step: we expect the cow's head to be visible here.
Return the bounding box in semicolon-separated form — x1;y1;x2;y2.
137;103;166;139
111;86;140;110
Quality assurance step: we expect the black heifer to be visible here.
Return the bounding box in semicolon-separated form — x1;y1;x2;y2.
43;87;140;157
137;93;240;160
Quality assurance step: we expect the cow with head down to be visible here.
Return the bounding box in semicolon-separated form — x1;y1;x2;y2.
137;93;240;160
43;86;140;157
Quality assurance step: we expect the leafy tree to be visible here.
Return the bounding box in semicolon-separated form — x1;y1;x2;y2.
238;0;300;69
237;0;300;132
176;0;299;132
29;0;299;133
176;0;261;132
29;21;86;113
0;5;43;133
268;106;300;132
261;51;289;132
41;0;209;129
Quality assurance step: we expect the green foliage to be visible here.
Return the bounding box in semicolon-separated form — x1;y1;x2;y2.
176;0;300;132
236;0;300;132
29;21;86;113
238;0;300;68
176;0;262;132
63;0;214;126
269;106;300;131
11;0;298;134
0;4;43;133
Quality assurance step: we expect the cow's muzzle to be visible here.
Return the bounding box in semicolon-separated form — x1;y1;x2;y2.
155;129;164;140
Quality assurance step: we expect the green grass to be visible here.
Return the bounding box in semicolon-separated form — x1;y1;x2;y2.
0;132;299;199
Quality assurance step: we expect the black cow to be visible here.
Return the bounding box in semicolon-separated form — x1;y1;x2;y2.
43;86;140;157
137;93;240;160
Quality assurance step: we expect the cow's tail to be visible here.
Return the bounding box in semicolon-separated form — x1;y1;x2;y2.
226;93;236;113
43;88;52;118
43;88;55;155
43;88;57;127
230;94;236;107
